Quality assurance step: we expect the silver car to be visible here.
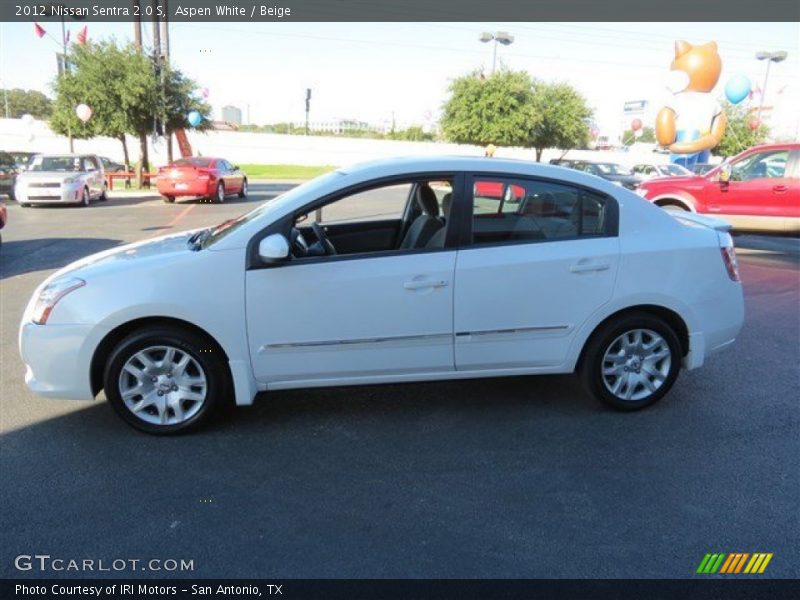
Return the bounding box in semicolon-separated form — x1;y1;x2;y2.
15;154;107;207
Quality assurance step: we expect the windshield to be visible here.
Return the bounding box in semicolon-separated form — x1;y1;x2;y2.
595;163;631;175
201;170;346;248
28;155;83;172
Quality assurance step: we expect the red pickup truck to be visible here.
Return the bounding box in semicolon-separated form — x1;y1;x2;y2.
637;143;799;234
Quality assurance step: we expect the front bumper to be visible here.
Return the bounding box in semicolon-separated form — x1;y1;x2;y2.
19;321;105;400
16;184;84;204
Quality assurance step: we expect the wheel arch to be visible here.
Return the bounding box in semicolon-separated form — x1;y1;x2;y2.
90;316;231;396
651;193;696;212
575;304;690;372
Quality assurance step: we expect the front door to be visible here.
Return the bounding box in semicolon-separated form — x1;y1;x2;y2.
245;176;459;386
453;175;620;371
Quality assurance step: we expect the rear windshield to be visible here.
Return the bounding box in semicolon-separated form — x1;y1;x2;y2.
173;158;214;168
28;156;83;172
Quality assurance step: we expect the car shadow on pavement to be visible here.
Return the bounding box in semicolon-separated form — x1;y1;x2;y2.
0;237;122;279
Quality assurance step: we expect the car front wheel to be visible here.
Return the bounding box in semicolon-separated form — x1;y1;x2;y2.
580;312;681;411
104;326;230;434
80;187;90;207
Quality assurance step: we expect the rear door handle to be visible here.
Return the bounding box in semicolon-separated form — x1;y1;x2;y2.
773;185;788;193
404;279;449;290
570;263;610;274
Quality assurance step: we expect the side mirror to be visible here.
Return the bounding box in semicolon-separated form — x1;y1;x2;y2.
232;165;239;171
258;234;290;264
718;164;731;183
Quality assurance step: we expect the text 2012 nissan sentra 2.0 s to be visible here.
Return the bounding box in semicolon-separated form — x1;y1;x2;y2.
19;157;745;434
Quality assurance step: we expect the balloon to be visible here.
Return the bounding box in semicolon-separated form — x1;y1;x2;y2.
590;126;600;138
725;74;751;105
201;87;209;99
631;118;643;132
748;117;761;131
21;114;34;126
187;110;203;127
75;103;92;122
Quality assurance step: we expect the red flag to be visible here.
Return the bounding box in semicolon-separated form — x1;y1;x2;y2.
76;25;88;46
34;23;46;39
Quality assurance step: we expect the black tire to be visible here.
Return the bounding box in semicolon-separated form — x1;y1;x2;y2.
99;185;108;202
162;195;175;203
103;325;231;434
80;187;90;207
19;202;29;208
579;312;681;411
238;178;248;198
213;181;225;204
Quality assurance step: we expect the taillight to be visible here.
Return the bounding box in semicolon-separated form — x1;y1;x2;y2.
720;246;740;282
197;168;214;181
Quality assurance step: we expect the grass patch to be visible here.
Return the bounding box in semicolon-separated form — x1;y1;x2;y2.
237;164;336;180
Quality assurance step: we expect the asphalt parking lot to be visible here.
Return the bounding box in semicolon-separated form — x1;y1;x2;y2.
1;184;798;578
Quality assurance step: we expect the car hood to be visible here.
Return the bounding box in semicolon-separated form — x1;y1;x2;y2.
641;174;706;188
49;229;202;282
18;171;87;181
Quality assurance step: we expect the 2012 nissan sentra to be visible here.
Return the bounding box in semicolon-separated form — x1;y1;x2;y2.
19;156;745;434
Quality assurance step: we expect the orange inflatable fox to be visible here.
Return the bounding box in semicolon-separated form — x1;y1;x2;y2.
656;41;727;168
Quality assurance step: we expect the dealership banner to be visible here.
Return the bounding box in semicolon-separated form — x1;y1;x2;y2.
3;579;800;599
2;0;799;22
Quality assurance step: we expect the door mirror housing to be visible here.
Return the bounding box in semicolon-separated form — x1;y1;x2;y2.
258;234;290;264
718;164;731;183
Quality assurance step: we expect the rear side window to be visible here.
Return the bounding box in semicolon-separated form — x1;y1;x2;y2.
469;177;612;245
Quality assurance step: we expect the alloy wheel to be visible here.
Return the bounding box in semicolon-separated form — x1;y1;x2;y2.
601;328;672;401
117;345;208;426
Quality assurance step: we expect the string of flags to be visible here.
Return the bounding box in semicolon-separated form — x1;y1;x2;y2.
33;22;88;46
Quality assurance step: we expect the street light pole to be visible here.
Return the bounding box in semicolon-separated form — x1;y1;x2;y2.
479;31;514;75
755;50;788;125
61;16;73;152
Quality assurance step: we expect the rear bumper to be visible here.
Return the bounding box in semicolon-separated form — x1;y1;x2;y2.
156;179;214;197
683;284;745;370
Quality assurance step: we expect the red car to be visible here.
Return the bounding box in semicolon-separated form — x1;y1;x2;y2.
638;143;800;233
156;157;248;204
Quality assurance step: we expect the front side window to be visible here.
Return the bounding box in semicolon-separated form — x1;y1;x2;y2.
731;150;788;181
305;183;413;225
470;177;611;245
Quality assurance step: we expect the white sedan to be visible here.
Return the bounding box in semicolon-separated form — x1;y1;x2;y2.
19;157;744;434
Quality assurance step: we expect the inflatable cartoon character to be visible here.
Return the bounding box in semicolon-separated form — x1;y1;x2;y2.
656;41;727;169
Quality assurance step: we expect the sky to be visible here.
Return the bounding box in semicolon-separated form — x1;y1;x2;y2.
1;21;798;139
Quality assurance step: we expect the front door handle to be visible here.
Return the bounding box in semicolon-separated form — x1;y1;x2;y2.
569;262;610;274
773;185;788;193
404;279;449;290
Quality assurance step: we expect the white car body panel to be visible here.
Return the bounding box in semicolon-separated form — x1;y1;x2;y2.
18;156;744;408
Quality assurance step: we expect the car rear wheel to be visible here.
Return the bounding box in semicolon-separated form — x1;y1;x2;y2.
238;179;248;198
104;325;230;434
99;185;108;201
162;195;175;203
579;312;681;411
213;182;225;204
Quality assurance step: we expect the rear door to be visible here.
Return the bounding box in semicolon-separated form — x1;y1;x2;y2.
452;174;620;371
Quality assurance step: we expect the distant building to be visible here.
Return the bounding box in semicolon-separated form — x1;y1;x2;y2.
221;105;243;126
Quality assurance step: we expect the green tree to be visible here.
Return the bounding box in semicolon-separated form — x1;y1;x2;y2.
1;88;52;118
50;40;158;167
529;81;593;161
713;103;769;158
622;125;656;145
440;70;539;147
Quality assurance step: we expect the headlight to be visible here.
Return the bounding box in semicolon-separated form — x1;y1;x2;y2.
30;278;85;324
62;176;77;184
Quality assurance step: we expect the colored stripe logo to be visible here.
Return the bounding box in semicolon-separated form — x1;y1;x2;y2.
696;552;772;574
